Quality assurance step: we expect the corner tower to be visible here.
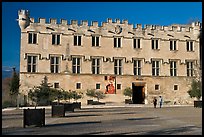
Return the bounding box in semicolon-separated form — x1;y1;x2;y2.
17;9;30;30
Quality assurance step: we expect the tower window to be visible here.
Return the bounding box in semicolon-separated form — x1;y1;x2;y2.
133;38;141;49
170;40;177;51
28;33;37;44
186;61;194;76
92;36;100;46
152;60;160;76
27;55;37;72
72;57;81;74
133;60;141;76
114;59;122;75
186;41;194;51
74;35;82;46
52;34;60;45
170;61;177;76
152;39;159;50
114;37;121;48
50;56;60;73
92;58;100;74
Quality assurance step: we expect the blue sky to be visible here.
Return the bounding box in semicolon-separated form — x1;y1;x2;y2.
2;2;202;71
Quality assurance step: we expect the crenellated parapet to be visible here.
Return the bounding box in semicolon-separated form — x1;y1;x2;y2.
18;9;201;40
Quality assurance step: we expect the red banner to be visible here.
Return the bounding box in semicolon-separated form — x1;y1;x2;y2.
105;76;115;94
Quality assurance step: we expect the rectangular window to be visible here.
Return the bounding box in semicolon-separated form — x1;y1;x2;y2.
133;60;141;75
54;83;59;88
72;57;81;74
76;83;81;89
152;39;159;49
96;83;100;89
186;41;194;51
114;59;122;75
152;60;160;76
74;35;82;46
92;36;100;46
114;37;121;48
28;33;37;44
186;61;194;76
52;34;60;45
117;84;121;90
27;56;37;72
133;38;141;49
50;57;60;73
170;61;177;76
155;85;160;90
92;58;100;74
170;40;177;50
104;76;108;80
174;85;178;90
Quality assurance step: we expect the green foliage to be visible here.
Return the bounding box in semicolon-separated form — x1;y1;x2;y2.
28;76;84;106
94;91;106;102
123;87;132;99
9;68;20;96
62;90;73;102
188;79;202;100
86;89;106;102
28;76;58;106
2;100;15;108
72;91;83;102
9;68;20;107
86;89;96;98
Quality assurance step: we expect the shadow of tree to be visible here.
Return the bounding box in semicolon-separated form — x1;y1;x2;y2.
66;114;102;118
45;121;101;127
140;125;201;135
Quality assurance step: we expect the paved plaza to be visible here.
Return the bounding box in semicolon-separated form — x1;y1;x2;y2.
2;104;202;135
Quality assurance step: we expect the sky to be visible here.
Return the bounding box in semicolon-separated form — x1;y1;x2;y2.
2;2;202;71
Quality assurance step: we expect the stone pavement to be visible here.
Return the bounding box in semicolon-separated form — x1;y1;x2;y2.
2;103;202;135
2;102;194;111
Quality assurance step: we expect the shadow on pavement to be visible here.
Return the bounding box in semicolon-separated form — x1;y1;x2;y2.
141;125;201;135
45;121;101;128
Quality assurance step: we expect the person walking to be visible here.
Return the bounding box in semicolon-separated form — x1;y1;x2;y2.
153;97;157;108
159;96;163;108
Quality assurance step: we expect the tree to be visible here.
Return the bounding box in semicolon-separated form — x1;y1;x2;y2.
9;67;20;108
53;88;64;105
191;28;202;100
72;90;83;102
188;79;201;100
28;76;57;106
94;90;106;102
123;87;132;99
86;89;96;99
62;89;73;103
2;77;13;108
86;89;106;102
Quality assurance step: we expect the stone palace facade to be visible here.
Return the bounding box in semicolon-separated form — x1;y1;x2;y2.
17;9;201;105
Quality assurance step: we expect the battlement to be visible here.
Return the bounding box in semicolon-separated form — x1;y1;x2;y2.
18;9;30;16
20;9;201;33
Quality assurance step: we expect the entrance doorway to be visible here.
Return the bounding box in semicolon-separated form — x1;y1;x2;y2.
132;83;145;104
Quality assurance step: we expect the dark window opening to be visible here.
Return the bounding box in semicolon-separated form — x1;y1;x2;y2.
155;85;159;90
76;83;81;89
117;84;121;89
54;83;59;88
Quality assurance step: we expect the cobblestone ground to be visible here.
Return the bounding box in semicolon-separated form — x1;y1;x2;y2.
2;105;202;135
